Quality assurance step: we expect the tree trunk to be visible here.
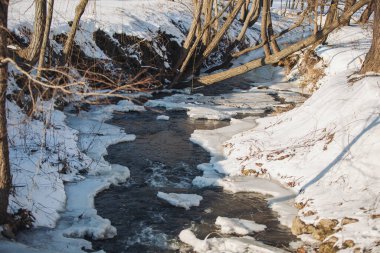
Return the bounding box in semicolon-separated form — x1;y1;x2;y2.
173;0;243;83
63;0;89;63
200;0;246;61
205;0;261;73
267;3;281;53
0;0;11;225
321;0;338;44
358;0;374;24
213;0;219;31
261;0;272;57
360;0;380;73
175;0;203;70
343;0;356;25
202;0;213;46
240;0;250;21
37;0;54;79
18;0;47;64
198;0;369;85
237;0;260;42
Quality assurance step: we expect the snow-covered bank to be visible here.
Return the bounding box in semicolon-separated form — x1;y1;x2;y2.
202;26;380;252
2;0;377;251
3;95;145;251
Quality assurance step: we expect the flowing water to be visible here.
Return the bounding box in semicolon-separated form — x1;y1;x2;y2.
92;108;296;252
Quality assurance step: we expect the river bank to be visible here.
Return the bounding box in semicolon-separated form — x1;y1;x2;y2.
1;1;379;252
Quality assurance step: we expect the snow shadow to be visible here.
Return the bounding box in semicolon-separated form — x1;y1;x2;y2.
299;115;380;193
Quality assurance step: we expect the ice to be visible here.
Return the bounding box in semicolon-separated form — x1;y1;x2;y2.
179;229;288;253
215;217;267;235
3;0;379;252
157;192;203;210
156;115;170;120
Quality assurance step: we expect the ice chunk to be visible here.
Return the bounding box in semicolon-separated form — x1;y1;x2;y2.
156;115;170;120
215;217;266;235
157;192;202;210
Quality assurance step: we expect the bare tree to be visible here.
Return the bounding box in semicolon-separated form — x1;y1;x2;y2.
202;0;214;46
37;0;55;79
321;0;339;44
0;0;11;225
343;0;357;25
63;0;89;63
175;0;204;71
358;0;374;24
197;0;370;85
173;0;245;83
360;0;379;73
173;0;369;86
261;0;272;57
18;0;47;63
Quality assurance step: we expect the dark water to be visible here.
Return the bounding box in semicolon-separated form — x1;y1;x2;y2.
92;109;296;252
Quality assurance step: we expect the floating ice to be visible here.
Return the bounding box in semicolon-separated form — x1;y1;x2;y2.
157;192;203;210
215;217;267;235
156;115;170;120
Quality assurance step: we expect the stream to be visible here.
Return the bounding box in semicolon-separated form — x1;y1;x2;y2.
92;96;297;252
12;75;304;253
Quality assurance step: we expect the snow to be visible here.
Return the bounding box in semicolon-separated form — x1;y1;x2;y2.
179;229;288;253
3;0;379;252
157;192;203;210
0;240;61;253
156;115;170;120
215;217;267;235
209;26;380;251
189;116;298;228
175;24;379;253
5;96;140;251
7;100;75;228
145;87;305;120
8;0;193;61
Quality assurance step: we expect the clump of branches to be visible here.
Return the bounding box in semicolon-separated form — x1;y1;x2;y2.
172;0;372;86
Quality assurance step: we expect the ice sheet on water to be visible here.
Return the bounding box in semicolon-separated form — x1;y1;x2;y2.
157;192;203;210
179;229;288;253
215;217;267;235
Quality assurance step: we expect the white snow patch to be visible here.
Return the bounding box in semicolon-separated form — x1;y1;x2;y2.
179;229;288;253
157;192;203;210
215;217;267;235
156;115;170;120
7;100;138;252
216;26;380;250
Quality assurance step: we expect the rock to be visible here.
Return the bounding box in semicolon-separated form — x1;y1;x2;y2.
1;224;16;240
304;210;316;217
295;202;307;209
324;236;338;244
341;217;359;226
292;217;308;235
319;242;338;253
312;229;327;241
311;219;338;241
296;246;307;253
342;240;355;249
318;219;338;231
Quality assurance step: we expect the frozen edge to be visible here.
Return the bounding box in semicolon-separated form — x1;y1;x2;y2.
189;117;298;228
61;110;136;241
